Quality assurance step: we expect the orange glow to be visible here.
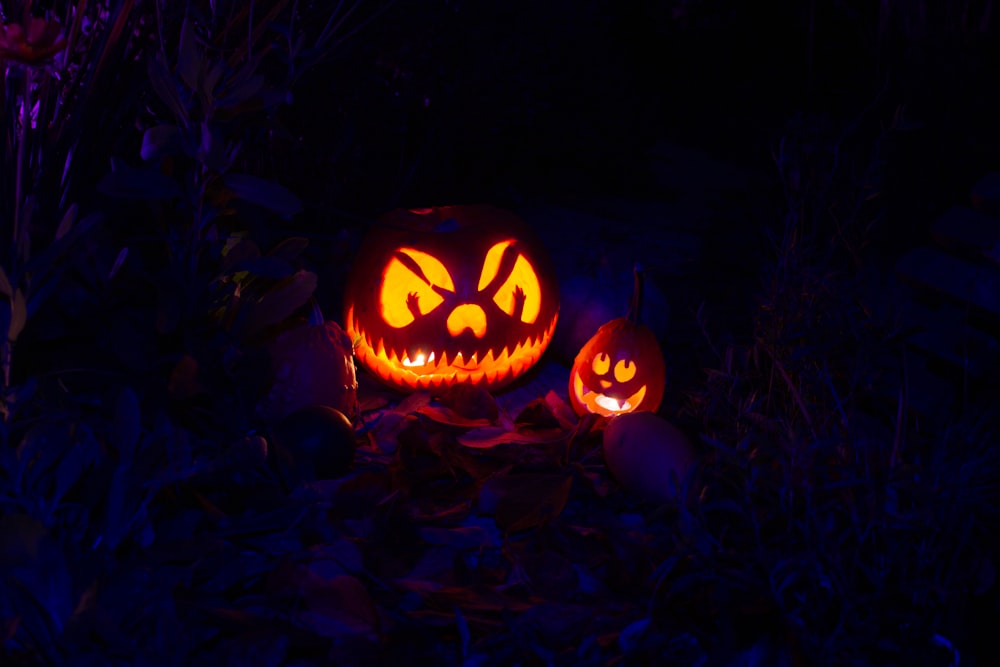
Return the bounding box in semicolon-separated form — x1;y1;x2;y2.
446;304;488;337
493;254;541;323
344;206;560;394
568;317;665;417
478;241;542;323
478;240;513;290
402;351;435;367
572;370;648;417
592;353;610;375
348;305;558;391
380;248;455;327
364;244;550;389
614;359;636;382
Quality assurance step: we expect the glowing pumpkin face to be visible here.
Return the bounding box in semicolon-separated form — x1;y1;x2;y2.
569;317;665;417
344;206;559;393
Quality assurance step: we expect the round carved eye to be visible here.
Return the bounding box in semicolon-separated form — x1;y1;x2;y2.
592;353;610;375
380;248;455;327
614;359;636;383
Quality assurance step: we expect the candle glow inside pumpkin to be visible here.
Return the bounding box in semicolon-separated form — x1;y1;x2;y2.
344;206;559;392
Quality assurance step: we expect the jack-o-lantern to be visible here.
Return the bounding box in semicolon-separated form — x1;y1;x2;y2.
569;267;665;417
344;206;559;393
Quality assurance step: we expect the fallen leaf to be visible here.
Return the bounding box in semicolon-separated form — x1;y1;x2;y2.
513;549;580;601
438;384;498;423
1;615;19;644
392;391;433;414
298;574;379;638
544;390;579;430
513;602;595;648
392;579;535;612
416;404;493;429
618;617;652;654
479;472;573;532
366;411;407;454
419;525;501;550
457;426;567;449
306;538;365;575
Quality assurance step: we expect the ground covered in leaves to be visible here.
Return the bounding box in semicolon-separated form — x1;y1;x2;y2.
4;332;997;665
2;366;702;666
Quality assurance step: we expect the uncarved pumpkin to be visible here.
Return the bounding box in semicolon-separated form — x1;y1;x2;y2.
257;320;358;422
344;206;559;393
568;267;665;417
603;412;694;503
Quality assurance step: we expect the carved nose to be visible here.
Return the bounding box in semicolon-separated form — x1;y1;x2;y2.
446;304;487;338
600;380;612;389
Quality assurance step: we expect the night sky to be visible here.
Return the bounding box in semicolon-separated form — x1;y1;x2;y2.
281;1;1000;232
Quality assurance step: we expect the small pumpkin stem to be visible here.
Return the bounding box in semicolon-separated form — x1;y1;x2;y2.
627;263;644;325
308;298;325;326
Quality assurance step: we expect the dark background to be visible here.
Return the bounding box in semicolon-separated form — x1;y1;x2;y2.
274;0;1000;254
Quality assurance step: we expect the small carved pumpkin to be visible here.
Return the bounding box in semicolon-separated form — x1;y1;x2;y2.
344;206;559;392
569;267;665;417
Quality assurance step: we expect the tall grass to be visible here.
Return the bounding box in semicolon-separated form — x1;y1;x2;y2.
670;92;998;664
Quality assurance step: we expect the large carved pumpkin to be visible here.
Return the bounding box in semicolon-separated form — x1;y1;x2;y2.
569;267;665;417
344;206;559;392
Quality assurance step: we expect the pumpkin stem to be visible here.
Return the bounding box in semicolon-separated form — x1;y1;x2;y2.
627;263;644;325
308;298;325;326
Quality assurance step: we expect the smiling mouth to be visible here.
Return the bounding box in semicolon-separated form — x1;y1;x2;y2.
572;372;646;416
346;307;557;391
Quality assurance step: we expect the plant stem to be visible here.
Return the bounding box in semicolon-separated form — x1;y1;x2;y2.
91;0;136;92
13;66;31;276
62;0;89;71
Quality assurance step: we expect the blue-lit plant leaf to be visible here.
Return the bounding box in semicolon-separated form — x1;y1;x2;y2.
148;50;189;123
176;19;201;93
0;514;73;658
214;71;267;110
141;124;186;161
98;164;184;200
265;237;309;262
113;387;141;465
226;256;297;280
243;270;317;335
223;173;303;219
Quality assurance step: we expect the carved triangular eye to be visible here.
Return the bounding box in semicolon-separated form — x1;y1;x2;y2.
380;248;455;327
478;240;542;324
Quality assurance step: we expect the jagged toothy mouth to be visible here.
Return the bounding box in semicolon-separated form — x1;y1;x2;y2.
346;307;558;390
572;371;646;416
